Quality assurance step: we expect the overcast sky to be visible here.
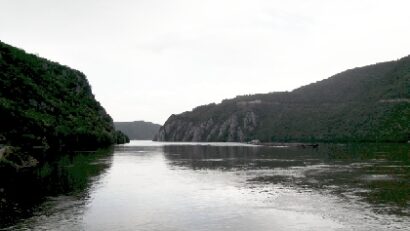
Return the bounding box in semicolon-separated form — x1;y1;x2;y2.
1;0;410;124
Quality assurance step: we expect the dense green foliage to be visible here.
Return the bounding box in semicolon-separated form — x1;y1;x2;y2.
0;41;129;153
114;130;130;144
114;121;161;140
159;56;410;142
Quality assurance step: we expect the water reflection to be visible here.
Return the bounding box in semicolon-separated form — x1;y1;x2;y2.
0;148;114;228
1;142;409;230
163;143;410;216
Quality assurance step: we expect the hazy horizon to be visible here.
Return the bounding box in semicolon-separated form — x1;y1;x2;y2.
1;0;410;124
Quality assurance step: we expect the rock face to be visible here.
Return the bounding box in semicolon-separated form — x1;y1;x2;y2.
156;55;410;143
155;109;258;142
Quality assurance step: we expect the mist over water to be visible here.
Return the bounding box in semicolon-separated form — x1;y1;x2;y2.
2;141;409;230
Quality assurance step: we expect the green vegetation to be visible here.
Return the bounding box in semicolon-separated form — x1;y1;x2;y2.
0;41;129;164
0;148;114;227
158;56;410;142
114;121;161;140
114;130;130;144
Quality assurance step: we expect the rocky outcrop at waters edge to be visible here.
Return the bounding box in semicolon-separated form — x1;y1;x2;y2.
155;110;258;142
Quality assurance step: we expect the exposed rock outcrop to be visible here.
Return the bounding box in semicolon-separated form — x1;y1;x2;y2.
155;110;258;142
0;146;38;170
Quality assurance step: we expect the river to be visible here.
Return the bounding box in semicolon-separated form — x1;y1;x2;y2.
1;141;409;230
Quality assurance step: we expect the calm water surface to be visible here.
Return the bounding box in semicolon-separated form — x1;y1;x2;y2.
1;141;409;230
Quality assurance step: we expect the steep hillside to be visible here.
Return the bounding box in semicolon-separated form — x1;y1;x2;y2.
0;41;128;162
114;121;161;140
155;56;410;143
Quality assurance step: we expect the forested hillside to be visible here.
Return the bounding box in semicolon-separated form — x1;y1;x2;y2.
0;41;128;167
114;121;161;140
156;56;410;143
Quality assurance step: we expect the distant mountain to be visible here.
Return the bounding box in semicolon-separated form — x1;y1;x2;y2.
0;41;128;167
115;121;161;140
155;56;410;143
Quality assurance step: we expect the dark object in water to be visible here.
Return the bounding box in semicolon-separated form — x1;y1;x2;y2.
257;143;319;148
298;144;319;148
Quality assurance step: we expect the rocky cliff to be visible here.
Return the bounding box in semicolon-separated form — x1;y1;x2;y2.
156;111;257;142
155;55;410;143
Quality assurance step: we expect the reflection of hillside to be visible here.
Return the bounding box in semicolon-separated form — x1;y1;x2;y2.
0;148;114;228
114;145;164;155
163;143;410;216
162;145;321;170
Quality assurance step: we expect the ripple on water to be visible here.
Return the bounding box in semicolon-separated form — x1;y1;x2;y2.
3;141;410;231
